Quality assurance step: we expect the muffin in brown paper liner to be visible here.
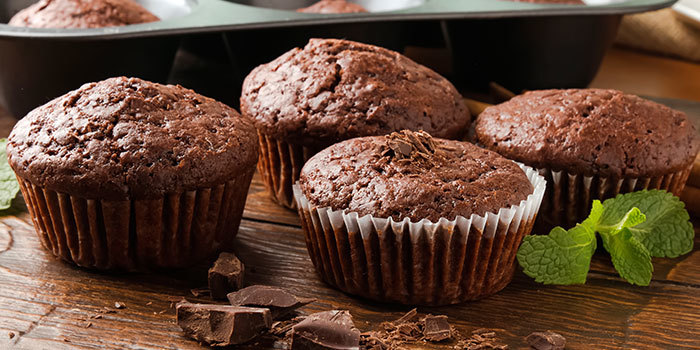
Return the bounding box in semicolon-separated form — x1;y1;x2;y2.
256;131;320;209
534;163;694;232
474;89;699;233
293;164;546;306
7;77;260;271
17;169;254;270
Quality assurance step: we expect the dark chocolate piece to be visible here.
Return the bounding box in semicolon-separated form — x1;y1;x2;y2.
526;331;566;350
291;310;360;350
208;252;245;299
176;301;272;346
227;285;315;319
423;315;451;342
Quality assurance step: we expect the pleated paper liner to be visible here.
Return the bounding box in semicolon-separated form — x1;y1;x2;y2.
256;131;321;209
294;164;546;306
16;169;255;271
535;162;694;232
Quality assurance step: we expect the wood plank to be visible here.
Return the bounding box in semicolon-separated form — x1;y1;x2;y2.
0;209;698;349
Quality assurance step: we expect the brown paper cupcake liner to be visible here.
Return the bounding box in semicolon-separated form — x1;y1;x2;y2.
536;163;694;231
17;169;254;271
256;131;321;209
294;164;546;306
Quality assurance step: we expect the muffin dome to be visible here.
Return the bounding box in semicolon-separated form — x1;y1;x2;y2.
241;38;470;147
297;0;368;13
8;0;159;29
300;130;533;222
8;77;259;200
475;89;699;178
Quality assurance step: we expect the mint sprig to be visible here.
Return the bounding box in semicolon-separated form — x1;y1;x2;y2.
517;190;694;286
0;138;19;210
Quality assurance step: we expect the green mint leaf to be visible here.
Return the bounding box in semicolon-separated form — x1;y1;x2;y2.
517;223;597;285
600;227;653;286
0;139;19;210
598;190;693;258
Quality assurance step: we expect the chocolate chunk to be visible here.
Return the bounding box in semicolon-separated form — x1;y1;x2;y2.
526;331;566;350
208;252;245;299
227;285;315;320
176;301;272;346
423;315;451;342
291;310;360;350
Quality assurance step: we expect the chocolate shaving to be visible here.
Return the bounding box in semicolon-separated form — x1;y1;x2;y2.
525;331;566;350
381;130;441;160
114;302;126;309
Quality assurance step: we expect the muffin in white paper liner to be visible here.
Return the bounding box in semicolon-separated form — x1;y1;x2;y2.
294;164;546;306
536;163;693;231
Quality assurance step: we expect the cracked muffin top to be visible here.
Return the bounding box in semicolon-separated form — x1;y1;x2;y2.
297;0;368;13
240;38;470;147
299;130;533;222
7;77;258;200
475;89;699;178
8;0;159;29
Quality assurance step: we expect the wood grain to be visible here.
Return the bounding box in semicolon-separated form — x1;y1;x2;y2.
0;77;699;350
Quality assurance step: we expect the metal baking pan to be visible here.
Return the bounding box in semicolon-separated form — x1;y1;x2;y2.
0;0;676;117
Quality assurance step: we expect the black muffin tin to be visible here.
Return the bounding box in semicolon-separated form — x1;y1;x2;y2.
0;0;676;117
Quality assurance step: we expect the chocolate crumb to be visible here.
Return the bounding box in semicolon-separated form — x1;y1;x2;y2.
190;287;210;298
208;252;245;299
114;302;126;309
525;331;566;350
8;332;15;339
423;315;452;342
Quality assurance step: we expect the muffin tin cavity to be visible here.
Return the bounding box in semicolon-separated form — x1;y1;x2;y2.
0;0;196;24
228;0;426;12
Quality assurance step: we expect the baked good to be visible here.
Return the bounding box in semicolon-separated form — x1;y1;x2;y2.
475;89;699;228
294;130;546;305
241;38;470;208
8;0;159;29
7;77;259;270
297;0;369;13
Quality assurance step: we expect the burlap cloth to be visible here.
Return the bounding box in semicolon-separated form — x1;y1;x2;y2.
616;1;700;62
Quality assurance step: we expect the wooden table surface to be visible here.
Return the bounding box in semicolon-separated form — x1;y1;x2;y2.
0;47;699;350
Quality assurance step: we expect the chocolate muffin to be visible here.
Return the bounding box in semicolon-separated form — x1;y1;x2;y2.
241;38;470;208
475;89;699;229
7;77;259;270
297;0;368;13
294;130;546;305
8;0;159;29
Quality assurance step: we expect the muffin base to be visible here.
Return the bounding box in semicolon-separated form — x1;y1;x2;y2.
17;169;255;271
257;131;320;209
294;164;546;306
536;163;694;232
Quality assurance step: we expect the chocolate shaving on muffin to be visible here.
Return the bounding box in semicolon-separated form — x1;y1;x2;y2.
381;130;441;161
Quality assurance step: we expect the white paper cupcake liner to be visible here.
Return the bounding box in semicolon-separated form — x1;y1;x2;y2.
536;163;694;230
293;164;546;305
17;169;255;271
